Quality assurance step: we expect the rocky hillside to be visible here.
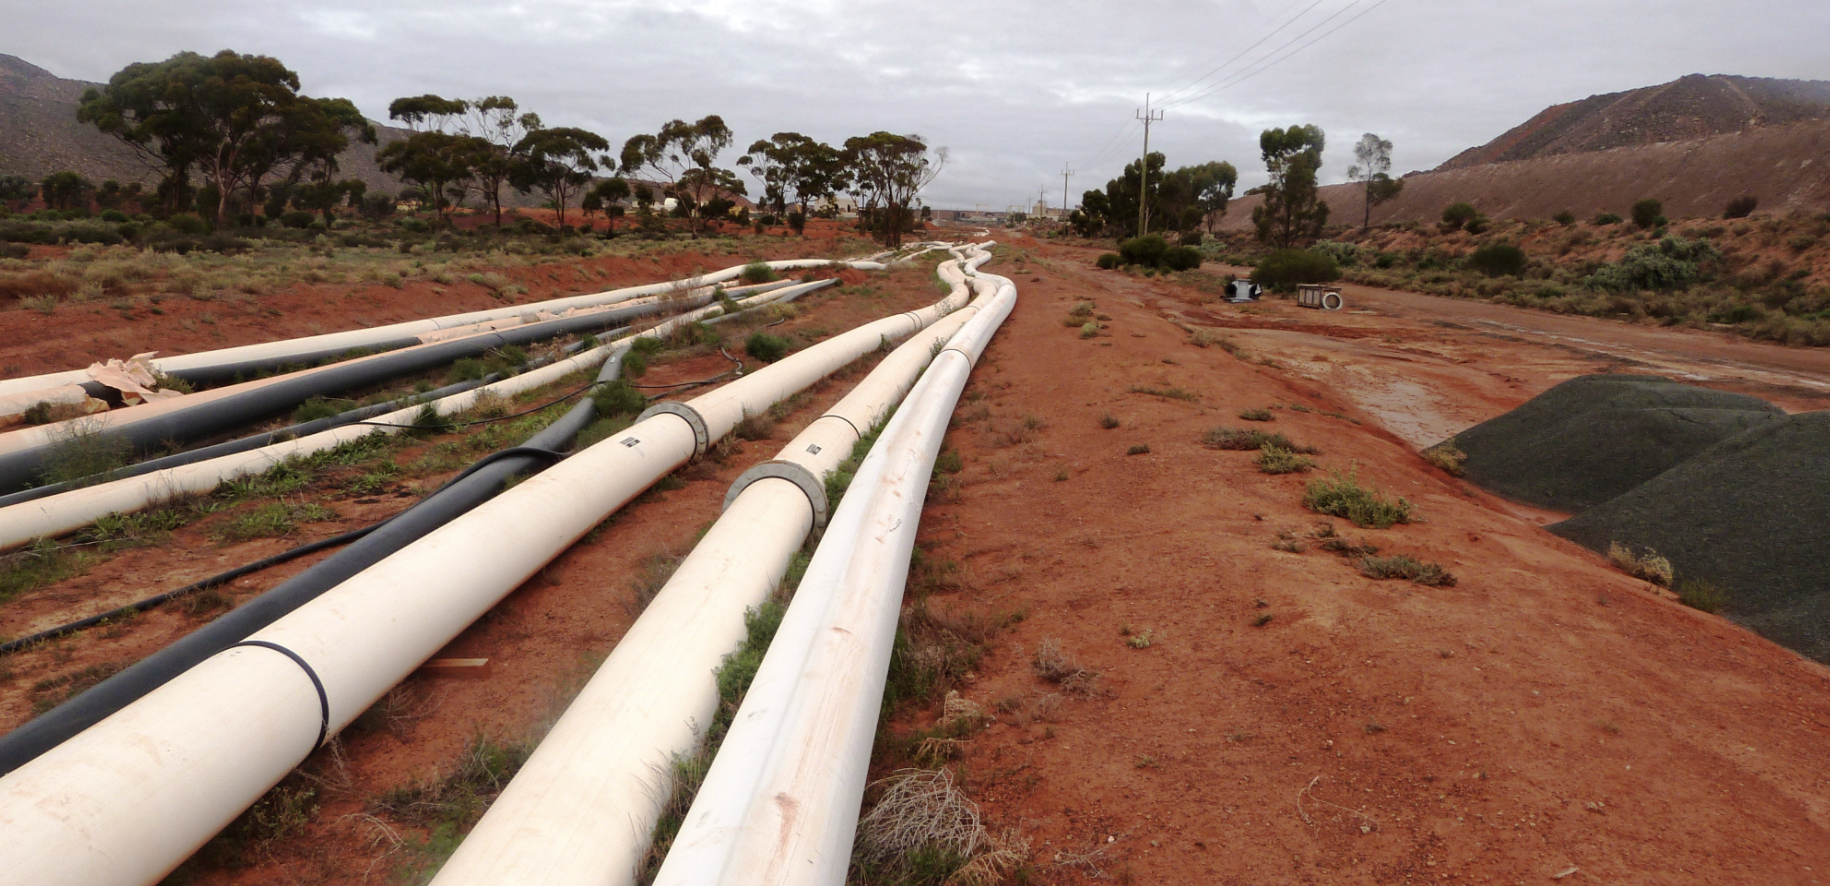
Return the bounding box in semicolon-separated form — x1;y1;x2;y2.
0;53;408;193
1439;74;1830;170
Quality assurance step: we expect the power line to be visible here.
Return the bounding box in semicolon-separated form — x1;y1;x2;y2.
1154;0;1331;106
1162;0;1393;110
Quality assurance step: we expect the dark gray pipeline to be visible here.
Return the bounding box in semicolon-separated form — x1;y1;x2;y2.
0;334;623;511
0;296;702;493
0;352;625;777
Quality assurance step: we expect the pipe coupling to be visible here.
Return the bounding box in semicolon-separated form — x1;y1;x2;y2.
637;401;710;457
724;459;830;531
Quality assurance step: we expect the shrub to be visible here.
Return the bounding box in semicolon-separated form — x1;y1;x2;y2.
1631;198;1663;230
1068;301;1094;318
1117;234;1169;267
1098;413;1119;429
1303;468;1415;528
1238;407;1273;422
99;209;130;223
1586;235;1720;292
744;331;791;363
1094;252;1120;270
1553;210;1576;226
1126;443;1150;455
292;396;345;423
1200;426;1313;452
166;213;210;235
1723;195;1758;219
1463;214;1490;235
1677;577;1726;613
1606;542;1672;587
1468;242;1527;277
738;261;778;284
1360;554;1457;586
1254;445;1313;474
1078;321;1100;339
1250;249;1339;291
1421;441;1466;476
1180;230;1204;246
1593;211;1622;226
1440;202;1480;231
279;210;315;229
1160;245;1203;271
590;379;647;417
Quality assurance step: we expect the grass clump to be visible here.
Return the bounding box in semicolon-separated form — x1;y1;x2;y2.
1238;407;1273;422
37;421;131;487
1254;445;1314;474
292;396;349;424
1421;441;1466;476
1607;542;1673;587
1078;321;1100;339
1202;426;1315;453
1126;443;1150;455
1098;412;1119;429
1677;577;1727;613
1359;554;1457;587
738;260;779;284
1127;384;1198;402
744;330;792;363
217;501;336;541
1030;637;1098;697
591;379;648;418
1303;468;1415;529
853;768;1028;886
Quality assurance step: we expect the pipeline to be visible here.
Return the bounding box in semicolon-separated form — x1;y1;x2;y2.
0;280;826;553
0;249;982;886
0;259;880;399
423;243;998;886
653;265;1016;886
0;286;721;494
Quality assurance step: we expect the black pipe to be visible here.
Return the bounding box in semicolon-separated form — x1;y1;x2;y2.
0;333;622;510
0;353;624;776
0;296;697;493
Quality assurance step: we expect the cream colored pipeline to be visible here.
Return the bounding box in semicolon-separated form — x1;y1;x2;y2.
0;280;818;553
421;244;994;886
0;247;988;886
653;270;1016;886
0;258;883;400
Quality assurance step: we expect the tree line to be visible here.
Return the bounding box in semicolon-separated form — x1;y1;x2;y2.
1067;126;1403;249
69;50;945;247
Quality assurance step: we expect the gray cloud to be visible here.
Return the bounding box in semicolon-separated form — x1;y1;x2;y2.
6;0;1828;208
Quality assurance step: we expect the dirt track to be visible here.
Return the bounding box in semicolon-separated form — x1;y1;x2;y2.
894;235;1830;884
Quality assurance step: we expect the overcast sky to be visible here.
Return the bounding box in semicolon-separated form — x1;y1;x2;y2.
7;0;1829;209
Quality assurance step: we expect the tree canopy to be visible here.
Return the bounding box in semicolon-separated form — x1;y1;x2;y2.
622;115;741;238
77;50;374;223
841;132;944;248
1347;132;1402;229
738;132;847;226
1252;124;1329;247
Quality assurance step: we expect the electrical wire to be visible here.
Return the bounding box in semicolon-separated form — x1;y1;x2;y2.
1162;0;1393;109
1154;0;1331;106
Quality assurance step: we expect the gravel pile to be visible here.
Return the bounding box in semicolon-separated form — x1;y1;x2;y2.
1448;374;1785;512
1550;412;1830;662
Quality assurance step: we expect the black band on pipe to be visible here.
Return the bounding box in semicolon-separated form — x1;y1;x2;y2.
823;413;864;439
229;640;330;752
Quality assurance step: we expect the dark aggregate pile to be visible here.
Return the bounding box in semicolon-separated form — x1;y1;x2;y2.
1550;412;1830;662
1448;374;1786;512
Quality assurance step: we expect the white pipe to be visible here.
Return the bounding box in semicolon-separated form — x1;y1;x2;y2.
0;281;825;553
423;245;992;886
0;259;882;400
653;271;1016;886
0;251;982;886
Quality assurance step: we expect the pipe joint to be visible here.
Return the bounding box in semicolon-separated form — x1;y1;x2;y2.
637;402;710;457
724;460;829;530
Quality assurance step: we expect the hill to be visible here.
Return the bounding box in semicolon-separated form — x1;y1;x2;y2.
0;53;408;194
1438;73;1830;170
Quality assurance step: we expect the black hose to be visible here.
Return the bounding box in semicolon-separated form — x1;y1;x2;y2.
0;293;698;493
0;356;622;776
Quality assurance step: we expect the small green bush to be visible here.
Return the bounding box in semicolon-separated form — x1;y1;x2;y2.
292;397;346;424
1360;554;1457;586
1200;426;1314;452
738;261;779;284
590;380;647;417
1552;210;1576;226
1238;407;1273;422
280;210;315;229
1631;198;1663;230
1117;234;1169;267
166;213;210;235
1160;245;1203;271
1303;468;1415;528
1469;242;1527;277
744;331;791;363
1440;202;1480;231
1250;249;1339;291
1723;195;1757;219
1255;445;1313;474
1677;577;1726;613
1593;211;1623;225
1095;252;1120;270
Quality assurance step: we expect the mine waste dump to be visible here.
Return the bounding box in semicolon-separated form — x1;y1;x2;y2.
1445;374;1829;663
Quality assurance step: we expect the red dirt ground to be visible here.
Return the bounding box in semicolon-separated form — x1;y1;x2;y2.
4;232;1829;884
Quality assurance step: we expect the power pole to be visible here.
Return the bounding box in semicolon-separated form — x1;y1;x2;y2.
1135;93;1163;236
1060;163;1075;219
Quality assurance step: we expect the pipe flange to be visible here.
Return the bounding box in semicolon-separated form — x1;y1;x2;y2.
725;459;830;530
637;401;709;457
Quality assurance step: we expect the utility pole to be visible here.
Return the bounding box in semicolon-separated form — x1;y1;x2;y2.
1060;163;1075;219
1135;93;1163;236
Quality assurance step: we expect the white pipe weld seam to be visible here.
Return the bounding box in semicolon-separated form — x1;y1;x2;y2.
0;280;822;554
424;251;992;886
654;273;1016;886
0;251;983;886
0;258;884;400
